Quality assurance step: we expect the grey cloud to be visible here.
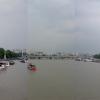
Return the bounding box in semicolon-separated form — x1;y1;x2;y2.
0;0;27;49
28;0;75;30
1;0;99;53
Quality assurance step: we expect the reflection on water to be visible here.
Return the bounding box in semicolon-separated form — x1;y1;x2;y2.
0;68;7;73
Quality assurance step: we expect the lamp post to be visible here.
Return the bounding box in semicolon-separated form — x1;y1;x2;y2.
4;49;7;60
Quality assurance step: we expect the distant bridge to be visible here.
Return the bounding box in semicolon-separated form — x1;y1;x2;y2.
29;55;76;59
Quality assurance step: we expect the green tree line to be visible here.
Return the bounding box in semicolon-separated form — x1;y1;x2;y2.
93;54;100;59
0;48;22;59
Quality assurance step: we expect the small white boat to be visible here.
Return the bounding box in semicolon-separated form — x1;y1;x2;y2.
5;62;10;67
0;65;5;70
0;61;10;67
75;58;82;61
83;59;93;62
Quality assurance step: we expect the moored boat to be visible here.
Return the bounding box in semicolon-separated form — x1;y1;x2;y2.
20;60;25;63
0;62;7;70
20;59;28;63
0;61;10;67
9;60;15;65
6;62;10;67
75;58;82;61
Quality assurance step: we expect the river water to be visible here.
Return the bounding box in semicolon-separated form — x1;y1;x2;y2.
0;60;100;100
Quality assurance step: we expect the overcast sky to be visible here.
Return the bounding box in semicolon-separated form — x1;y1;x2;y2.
0;0;27;50
0;0;100;53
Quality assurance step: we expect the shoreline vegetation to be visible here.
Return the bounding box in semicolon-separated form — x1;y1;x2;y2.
93;54;100;59
0;48;24;60
0;47;100;61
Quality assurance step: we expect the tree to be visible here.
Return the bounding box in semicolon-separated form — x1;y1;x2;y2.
6;50;12;58
0;48;25;59
0;48;5;59
93;54;100;59
6;50;18;58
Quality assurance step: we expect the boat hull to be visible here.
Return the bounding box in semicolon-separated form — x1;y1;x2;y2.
27;64;36;71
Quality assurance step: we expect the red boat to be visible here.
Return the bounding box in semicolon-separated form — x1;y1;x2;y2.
27;63;36;71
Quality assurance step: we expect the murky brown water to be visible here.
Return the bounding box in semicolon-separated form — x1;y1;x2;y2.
0;60;100;100
28;60;100;100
